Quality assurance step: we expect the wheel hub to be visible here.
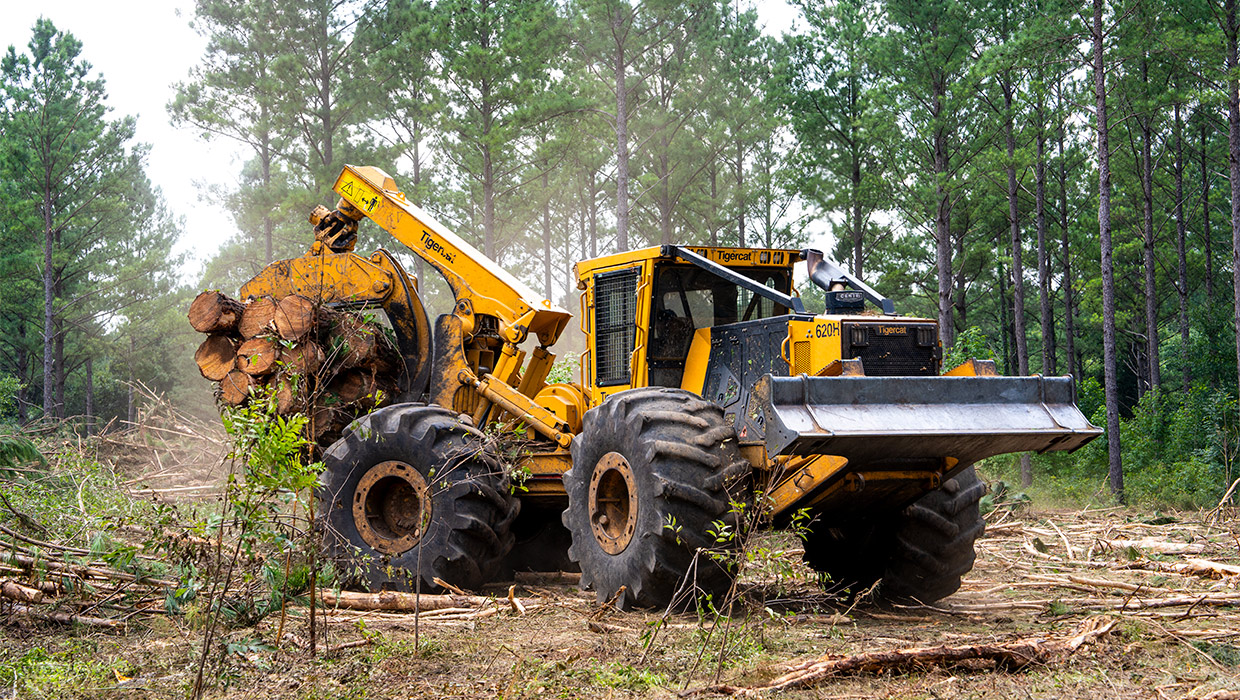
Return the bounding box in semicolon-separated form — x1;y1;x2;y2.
352;460;431;555
588;452;638;554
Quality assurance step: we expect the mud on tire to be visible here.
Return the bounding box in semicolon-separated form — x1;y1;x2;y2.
562;388;750;610
318;403;519;592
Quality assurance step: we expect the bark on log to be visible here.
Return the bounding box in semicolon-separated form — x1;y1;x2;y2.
692;617;1117;697
194;335;237;381
1;579;45;604
275;294;317;340
188;291;244;333
329;315;378;367
220;370;255;407
6;603;125;630
237;336;281;376
272;372;301;415
318;589;496;612
239;295;278;339
282;341;325;376
1;551;177;587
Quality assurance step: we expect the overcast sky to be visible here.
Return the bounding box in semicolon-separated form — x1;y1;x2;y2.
2;2;812;282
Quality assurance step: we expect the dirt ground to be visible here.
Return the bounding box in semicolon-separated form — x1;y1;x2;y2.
2;499;1238;700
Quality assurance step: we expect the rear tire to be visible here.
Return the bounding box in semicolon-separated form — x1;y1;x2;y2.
881;466;986;602
800;466;986;603
563;388;749;610
318;403;519;592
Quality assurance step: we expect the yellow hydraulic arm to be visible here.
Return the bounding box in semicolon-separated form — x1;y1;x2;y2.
331;165;572;347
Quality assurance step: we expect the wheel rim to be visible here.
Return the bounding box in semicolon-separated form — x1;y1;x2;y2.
588;452;638;554
352;460;431;555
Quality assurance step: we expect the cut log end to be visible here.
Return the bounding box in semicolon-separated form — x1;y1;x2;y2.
188;291;244;334
237;336;281;376
239;296;278;339
194;335;237;382
275;294;318;341
219;370;256;407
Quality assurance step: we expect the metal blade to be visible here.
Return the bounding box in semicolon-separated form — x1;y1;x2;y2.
759;374;1101;464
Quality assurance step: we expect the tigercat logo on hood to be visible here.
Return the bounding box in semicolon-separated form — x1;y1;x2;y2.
717;250;751;263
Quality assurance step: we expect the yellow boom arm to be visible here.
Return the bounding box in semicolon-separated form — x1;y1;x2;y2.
333;165;571;347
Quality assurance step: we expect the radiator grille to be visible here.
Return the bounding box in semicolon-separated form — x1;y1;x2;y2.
792;341;811;374
594;269;639;386
845;323;938;376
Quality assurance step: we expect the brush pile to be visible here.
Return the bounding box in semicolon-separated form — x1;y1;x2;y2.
189;290;403;446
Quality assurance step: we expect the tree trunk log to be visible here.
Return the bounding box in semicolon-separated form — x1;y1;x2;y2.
219;370;255;407
275;294;318;341
282;341;325;376
328;369;378;405
188;291;244;334
239;296;278;339
271;372;301;415
237;336;281;376
318;589;497;612
329;315;378;368
194;335;238;381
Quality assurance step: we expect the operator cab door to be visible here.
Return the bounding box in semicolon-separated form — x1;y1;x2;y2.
586;263;650;406
647;264;795;390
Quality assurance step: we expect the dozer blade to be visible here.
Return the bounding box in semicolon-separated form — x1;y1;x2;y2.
758;374;1101;464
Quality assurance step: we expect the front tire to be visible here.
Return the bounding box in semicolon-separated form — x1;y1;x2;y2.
318;403;519;592
563;388;749;610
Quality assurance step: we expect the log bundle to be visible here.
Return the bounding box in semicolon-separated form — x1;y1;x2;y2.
189;290;402;446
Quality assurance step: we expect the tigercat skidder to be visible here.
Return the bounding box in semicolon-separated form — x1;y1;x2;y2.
214;164;1100;609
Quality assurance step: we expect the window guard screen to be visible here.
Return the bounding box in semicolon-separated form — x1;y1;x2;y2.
594;268;639;386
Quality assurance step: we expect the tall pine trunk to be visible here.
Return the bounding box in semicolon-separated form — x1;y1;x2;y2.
1202;121;1214;307
1059;110;1077;379
735;141;746;247
1095;0;1124;502
1004;77;1032;487
85;356;94;436
1037;111;1055;376
42;170;55;419
1141;56;1160;392
542;167;552;300
933;87;954;347
1174;103;1189;391
613;10;631;252
1228;0;1240;405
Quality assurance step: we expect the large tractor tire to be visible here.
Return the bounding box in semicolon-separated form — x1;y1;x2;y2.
563;388;750;610
801;466;986;603
882;466;987;602
318;403;519;592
